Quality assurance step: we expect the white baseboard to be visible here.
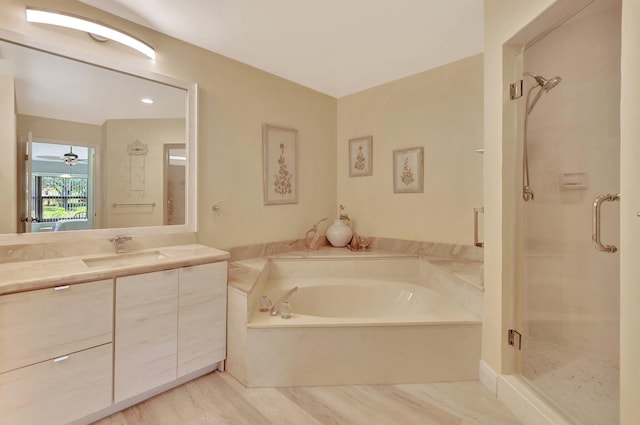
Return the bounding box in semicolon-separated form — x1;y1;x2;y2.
479;361;574;425
479;360;498;395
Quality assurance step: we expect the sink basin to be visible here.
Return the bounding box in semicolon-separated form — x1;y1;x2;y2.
83;251;168;268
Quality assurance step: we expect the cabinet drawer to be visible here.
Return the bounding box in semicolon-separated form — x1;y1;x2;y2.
0;279;113;373
0;343;113;425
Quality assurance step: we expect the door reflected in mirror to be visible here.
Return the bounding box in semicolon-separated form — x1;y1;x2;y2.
0;38;192;236
164;144;186;226
22;141;95;233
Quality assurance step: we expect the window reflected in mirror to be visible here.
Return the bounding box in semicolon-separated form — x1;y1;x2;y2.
26;142;94;233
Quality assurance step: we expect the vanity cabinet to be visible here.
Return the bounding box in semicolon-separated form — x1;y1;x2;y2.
0;253;227;424
0;279;114;425
114;262;227;402
114;269;179;402
178;262;227;376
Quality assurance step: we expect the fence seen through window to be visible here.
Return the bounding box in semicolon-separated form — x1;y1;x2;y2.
32;175;88;222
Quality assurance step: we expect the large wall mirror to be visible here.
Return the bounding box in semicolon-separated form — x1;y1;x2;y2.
0;35;197;241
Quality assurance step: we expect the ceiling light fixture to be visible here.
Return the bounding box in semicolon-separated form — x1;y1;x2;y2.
141;98;154;104
26;8;156;59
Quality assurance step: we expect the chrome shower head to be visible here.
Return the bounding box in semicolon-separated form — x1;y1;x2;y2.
524;72;562;115
542;76;562;91
524;72;562;91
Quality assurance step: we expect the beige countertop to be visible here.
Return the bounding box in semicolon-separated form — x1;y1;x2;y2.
0;244;229;296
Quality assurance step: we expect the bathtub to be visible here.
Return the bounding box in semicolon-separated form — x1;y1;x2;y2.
229;253;483;387
251;278;479;327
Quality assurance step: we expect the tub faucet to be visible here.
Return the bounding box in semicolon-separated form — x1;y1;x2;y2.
270;287;298;316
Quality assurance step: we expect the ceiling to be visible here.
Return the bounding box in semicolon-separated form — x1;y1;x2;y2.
78;0;484;98
0;40;186;125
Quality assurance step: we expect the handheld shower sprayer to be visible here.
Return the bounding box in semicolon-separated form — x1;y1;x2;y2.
524;72;562;91
522;71;562;201
524;72;562;115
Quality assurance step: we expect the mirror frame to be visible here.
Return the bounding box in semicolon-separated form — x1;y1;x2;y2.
0;28;198;244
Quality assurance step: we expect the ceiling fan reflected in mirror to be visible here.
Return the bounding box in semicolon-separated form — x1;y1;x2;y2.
35;146;88;166
62;146;78;166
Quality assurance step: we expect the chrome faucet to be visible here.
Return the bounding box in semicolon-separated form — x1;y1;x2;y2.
270;287;298;316
108;235;132;253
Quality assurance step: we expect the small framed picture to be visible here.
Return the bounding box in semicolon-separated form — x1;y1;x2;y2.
348;135;373;177
262;124;298;205
393;147;424;193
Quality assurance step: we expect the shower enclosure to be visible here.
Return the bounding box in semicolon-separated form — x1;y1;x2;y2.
518;1;621;424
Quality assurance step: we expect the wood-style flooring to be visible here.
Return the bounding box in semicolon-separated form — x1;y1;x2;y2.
93;372;522;425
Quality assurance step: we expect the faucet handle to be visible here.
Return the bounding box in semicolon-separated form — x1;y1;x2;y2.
108;235;132;243
108;235;132;253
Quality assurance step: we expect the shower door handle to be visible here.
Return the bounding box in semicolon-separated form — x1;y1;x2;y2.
592;193;620;253
474;207;484;248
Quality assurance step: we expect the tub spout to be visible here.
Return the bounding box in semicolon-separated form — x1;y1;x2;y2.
270;287;298;316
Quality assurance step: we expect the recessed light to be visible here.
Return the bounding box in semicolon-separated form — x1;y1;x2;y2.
141;98;154;104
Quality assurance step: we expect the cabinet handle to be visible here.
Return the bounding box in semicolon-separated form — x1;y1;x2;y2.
54;285;70;291
53;355;69;363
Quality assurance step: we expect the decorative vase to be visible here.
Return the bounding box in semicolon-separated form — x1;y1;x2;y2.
325;218;353;247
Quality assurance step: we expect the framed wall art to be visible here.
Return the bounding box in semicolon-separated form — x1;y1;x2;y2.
262;124;298;205
393;146;424;193
348;135;373;177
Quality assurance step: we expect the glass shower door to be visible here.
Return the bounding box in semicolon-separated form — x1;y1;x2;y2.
519;1;621;425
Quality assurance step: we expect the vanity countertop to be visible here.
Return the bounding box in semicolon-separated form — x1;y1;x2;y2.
0;244;229;296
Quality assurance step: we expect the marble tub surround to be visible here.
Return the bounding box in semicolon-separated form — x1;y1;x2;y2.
420;259;484;318
428;257;484;289
0;232;197;264
227;237;327;262
0;243;229;295
226;249;483;387
368;237;484;262
227;236;482;267
229;247;483;315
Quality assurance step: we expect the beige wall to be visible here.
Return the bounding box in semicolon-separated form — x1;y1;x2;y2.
0;0;337;249
17;114;103;146
0;75;17;234
619;0;640;422
336;55;484;245
103;118;183;228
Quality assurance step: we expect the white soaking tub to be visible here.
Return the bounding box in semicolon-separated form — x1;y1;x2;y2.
239;254;482;387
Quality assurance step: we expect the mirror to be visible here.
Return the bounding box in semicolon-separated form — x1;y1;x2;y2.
0;37;196;237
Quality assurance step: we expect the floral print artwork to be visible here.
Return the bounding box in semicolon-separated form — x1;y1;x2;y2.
263;124;298;204
393;147;423;193
400;157;414;185
274;143;293;197
354;146;366;171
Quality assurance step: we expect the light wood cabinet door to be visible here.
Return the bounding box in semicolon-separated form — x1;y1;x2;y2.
0;343;113;425
114;269;178;402
178;262;227;376
0;279;113;373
